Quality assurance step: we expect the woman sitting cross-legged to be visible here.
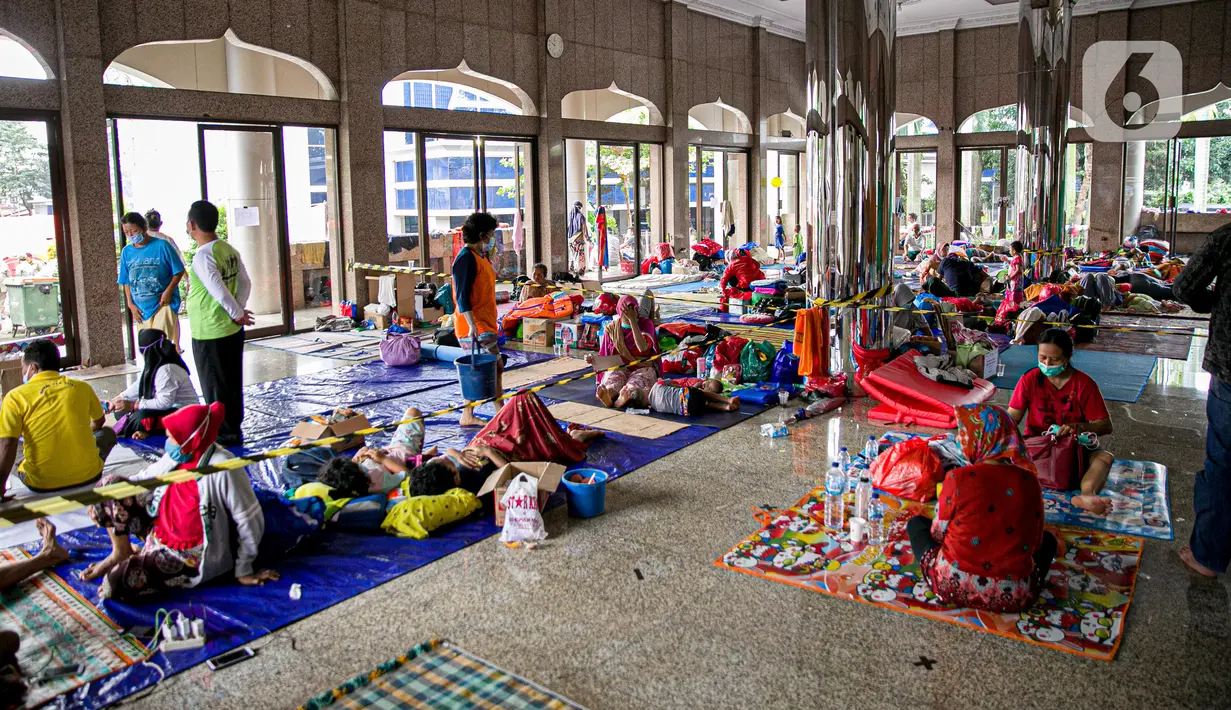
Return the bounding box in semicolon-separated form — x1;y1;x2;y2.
1007;327;1116;515
108;329;199;440
81;403;277;599
406;391;604;497
907;403;1058;613
593;295;659;409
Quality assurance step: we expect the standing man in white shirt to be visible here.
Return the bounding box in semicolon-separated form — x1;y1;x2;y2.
144;209;188;295
184;201;253;446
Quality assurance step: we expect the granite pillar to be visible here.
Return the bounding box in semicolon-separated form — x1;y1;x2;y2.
338;0;390;302
664;3;692;254
55;0;124;366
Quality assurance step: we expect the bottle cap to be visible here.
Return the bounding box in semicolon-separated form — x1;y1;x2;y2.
840;446;847;452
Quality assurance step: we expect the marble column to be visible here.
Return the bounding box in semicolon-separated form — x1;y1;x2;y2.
56;0;124;366
664;1;692;255
338;0;391;302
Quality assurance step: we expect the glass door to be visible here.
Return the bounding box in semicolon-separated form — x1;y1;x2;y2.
896;149;937;249
958;147;1014;243
596;143;637;280
479;139;534;281
0;113;75;361
199;125;290;339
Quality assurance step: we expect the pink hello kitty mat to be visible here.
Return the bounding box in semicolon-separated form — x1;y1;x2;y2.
715;486;1141;661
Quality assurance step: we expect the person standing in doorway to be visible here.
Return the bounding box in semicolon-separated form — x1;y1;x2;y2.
185;200;252;446
1173;224;1229;577
452;212;503;427
144;209;188;295
118;212;185;348
773;216;786;263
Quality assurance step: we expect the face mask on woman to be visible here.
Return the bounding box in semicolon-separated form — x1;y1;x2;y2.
1038;361;1066;377
129;231;147;246
165;441;193;463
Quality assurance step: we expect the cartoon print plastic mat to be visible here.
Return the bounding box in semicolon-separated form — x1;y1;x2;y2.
714;488;1141;661
0;548;149;707
859;432;1173;541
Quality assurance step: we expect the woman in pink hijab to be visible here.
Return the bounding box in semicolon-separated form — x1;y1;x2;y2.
595;295;659;408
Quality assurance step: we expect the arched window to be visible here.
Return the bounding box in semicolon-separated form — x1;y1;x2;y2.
957;105;1017;133
896;115;938;136
384;78;520;115
766;111;804;138
0;32;51;80
561;86;663;125
385;64;534;116
104;30;336;100
688;101;751;134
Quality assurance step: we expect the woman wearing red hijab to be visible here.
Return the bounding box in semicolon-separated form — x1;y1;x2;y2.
82;403;276;599
907;403;1058;613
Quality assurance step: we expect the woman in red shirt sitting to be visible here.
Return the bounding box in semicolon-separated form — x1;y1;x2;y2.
1007;328;1115;515
907;403;1057;613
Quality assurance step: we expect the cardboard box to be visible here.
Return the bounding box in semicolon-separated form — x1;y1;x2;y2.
366;272;417;320
523;317;569;347
0;358;22;400
418;306;444;326
477;462;566;526
290;412;372;452
363;306;390;330
554;320;581;347
967;348;1000;380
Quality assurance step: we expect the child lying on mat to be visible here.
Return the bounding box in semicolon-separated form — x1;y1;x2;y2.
625;378;741;416
348;407;439;494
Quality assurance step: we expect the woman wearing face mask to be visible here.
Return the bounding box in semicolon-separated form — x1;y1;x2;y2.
593;295;659;408
81;403;277;599
452;212;504;426
108;328;200;440
1007;328;1116;515
116;212;186;347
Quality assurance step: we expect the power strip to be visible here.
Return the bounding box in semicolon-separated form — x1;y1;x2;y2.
158;617;206;652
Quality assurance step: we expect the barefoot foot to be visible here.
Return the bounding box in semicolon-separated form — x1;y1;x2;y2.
458;410;483;427
34;519;69;565
1179;546;1218;577
81;549;132;582
596;388;615;409
726;396;741;411
1070;494;1112;516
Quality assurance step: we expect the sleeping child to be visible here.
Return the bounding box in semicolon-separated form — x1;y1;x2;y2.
631;378;742;417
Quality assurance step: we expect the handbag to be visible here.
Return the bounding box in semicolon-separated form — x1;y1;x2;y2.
380;332;421;367
1025;433;1085;490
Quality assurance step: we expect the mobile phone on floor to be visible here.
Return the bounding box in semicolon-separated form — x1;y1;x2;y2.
37;664;82;683
206;646;255;672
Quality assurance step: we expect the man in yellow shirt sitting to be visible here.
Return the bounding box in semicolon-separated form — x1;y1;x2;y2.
0;339;115;498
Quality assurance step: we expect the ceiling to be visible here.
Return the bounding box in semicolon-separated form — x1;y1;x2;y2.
683;0;1195;39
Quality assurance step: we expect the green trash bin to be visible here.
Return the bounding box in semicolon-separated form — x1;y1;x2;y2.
4;278;60;335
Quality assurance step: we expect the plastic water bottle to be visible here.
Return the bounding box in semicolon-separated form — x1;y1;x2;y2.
854;476;873;520
863;435;879;463
696;359;706;378
836;447;853;491
824;463;846;531
868;494;886;545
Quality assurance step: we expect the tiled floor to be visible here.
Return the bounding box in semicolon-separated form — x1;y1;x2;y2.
57;321;1231;708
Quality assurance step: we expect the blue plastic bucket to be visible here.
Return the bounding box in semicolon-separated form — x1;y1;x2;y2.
456;351;499;400
561;469;608;518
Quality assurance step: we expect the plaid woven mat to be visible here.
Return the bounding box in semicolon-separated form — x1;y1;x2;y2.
0;548;149;708
300;639;587;710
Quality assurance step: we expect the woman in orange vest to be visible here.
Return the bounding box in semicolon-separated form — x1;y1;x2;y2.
453;212;504;426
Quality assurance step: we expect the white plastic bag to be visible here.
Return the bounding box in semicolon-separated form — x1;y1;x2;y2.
499;473;547;543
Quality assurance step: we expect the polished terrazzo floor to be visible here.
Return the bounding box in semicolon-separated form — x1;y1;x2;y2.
76;324;1231;710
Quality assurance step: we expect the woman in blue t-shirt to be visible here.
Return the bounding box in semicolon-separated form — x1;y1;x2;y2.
117;212;185;326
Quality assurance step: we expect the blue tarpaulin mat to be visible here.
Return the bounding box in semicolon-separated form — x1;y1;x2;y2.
243;351;552;420
48;356;765;709
990;345;1156;403
673;307;796;329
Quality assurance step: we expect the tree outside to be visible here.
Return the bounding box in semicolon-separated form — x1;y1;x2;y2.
0;121;50;216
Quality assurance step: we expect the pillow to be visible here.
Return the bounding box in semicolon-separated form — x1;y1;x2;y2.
290;482;387;531
381;488;481;540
